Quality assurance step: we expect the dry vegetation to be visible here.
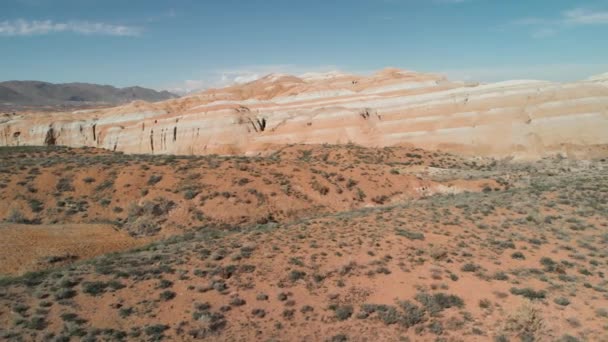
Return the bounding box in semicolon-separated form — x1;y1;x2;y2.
1;145;607;341
0;144;497;241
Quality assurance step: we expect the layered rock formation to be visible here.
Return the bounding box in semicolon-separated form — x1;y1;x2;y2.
2;68;608;158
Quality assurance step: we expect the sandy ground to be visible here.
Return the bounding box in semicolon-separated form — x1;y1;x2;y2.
0;223;147;275
0;145;607;341
0;145;500;277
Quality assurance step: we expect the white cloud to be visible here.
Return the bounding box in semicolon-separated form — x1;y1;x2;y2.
163;80;207;95
511;17;551;26
563;8;608;25
434;0;470;3
0;19;141;37
531;27;557;38
162;64;342;95
512;7;608;38
440;63;608;83
161;63;608;94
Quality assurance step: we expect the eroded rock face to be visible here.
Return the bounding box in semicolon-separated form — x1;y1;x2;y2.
2;68;608;158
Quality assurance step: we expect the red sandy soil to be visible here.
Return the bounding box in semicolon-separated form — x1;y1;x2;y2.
0;144;501;275
0;223;147;275
0;145;607;341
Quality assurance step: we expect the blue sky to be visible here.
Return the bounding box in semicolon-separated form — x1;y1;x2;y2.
1;0;608;92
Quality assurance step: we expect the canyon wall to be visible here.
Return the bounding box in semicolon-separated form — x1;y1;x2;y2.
2;68;608;158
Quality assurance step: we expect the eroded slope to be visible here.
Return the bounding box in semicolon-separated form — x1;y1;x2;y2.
1;154;607;341
2;69;608;158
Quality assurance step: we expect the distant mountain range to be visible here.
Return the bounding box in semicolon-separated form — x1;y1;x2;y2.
0;81;177;110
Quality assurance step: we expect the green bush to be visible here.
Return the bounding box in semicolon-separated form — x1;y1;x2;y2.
83;177;96;183
6;208;27;223
461;263;480;272
510;287;546;300
26;316;47;330
415;292;464;315
54;288;77;300
147;175;162;185
289;270;306;282
395;228;425;241
398;300;427;327
56;178;74;192
554;297;570;306
159;290;176;301
28;199;44;213
82;281;108;296
511;252;525;260
145;324;169;336
334;305;353;321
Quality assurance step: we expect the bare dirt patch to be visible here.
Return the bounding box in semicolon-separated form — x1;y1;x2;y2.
0;223;147;275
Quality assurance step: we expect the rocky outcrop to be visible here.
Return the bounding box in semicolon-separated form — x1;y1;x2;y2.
2;68;608;158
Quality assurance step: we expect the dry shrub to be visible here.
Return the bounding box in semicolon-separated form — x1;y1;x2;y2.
503;302;548;342
6;208;27;223
124;198;175;236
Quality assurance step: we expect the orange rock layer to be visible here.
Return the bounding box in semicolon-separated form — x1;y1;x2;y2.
2;68;608;158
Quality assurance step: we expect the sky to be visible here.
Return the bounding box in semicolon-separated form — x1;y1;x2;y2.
1;0;608;93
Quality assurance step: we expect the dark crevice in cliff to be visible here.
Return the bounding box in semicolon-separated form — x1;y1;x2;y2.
248;117;267;133
360;108;371;119
44;127;57;146
359;108;381;121
257;118;266;132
